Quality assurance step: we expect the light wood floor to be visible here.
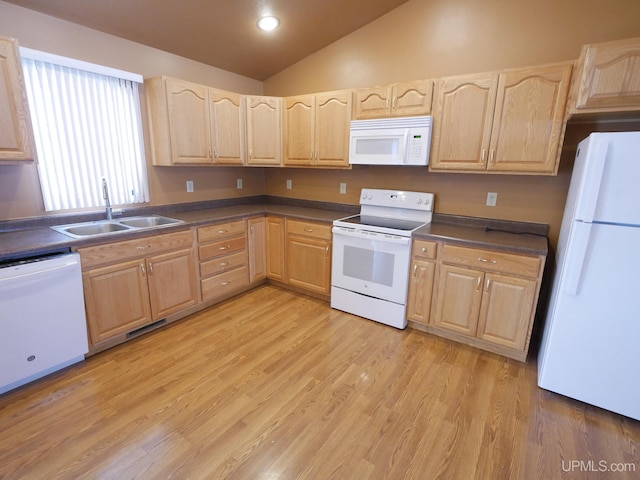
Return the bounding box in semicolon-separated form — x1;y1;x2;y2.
1;285;638;480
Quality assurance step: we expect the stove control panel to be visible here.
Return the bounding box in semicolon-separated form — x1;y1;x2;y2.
360;189;434;212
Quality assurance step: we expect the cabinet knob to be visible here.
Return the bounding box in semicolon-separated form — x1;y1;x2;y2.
421;247;427;253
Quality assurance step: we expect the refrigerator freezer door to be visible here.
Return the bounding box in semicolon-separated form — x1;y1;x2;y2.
574;132;640;226
538;222;640;420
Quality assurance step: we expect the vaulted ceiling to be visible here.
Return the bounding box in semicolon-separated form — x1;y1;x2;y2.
5;0;411;80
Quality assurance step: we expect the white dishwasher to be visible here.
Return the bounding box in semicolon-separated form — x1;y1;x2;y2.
0;252;88;395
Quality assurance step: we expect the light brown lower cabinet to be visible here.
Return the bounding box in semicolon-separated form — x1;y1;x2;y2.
408;241;544;361
248;216;267;283
407;240;438;326
285;219;332;296
266;216;286;281
79;230;198;350
197;220;249;302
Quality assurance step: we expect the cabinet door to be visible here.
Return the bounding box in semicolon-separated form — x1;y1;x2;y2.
433;264;483;336
283;95;314;166
476;273;536;350
210;89;244;165
430;73;498;171
83;259;152;344
248;216;267;283
266;216;286;281
392;81;433;117
488;63;572;174
575;38;640;111
315;90;352;167
166;78;213;164
407;259;436;325
146;248;198;321
246;96;282;165
0;36;36;162
353;86;391;119
286;235;331;295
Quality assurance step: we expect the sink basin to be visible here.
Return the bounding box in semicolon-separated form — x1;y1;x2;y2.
51;215;184;239
52;221;132;238
118;216;183;228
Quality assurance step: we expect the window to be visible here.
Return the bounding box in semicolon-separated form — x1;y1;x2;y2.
20;48;149;212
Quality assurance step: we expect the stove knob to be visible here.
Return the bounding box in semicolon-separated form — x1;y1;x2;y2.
417;198;423;204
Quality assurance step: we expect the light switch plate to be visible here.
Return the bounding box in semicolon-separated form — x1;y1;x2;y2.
286;179;292;190
486;192;498;206
339;183;347;194
237;178;243;189
186;180;194;193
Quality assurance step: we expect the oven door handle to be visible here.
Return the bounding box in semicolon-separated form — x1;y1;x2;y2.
332;227;412;245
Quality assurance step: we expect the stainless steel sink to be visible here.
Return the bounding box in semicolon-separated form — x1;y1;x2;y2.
51;215;184;239
118;216;183;228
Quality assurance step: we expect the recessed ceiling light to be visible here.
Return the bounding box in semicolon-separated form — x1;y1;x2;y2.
257;16;279;31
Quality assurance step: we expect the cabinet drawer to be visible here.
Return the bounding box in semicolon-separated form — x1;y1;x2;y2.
442;244;540;278
78;230;194;269
198;236;246;261
201;265;249;301
412;239;437;260
200;251;247;277
286;219;332;240
198;220;245;242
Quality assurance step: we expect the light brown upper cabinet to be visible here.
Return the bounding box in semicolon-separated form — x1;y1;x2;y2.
245;95;282;166
0;36;36;163
145;76;245;166
571;37;640;114
283;90;352;168
430;63;572;175
353;80;433;119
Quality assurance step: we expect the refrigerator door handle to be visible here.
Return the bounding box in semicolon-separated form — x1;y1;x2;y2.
563;221;592;296
575;138;609;222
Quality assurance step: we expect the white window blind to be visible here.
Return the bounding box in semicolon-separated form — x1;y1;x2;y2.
21;52;149;212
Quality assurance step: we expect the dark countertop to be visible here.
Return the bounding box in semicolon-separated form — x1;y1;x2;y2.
0;199;548;262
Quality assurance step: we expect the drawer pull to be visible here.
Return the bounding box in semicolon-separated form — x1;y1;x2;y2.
219;262;229;267
218;230;227;235
421;247;428;253
304;228;314;232
137;245;151;250
219;245;231;251
478;257;497;264
221;281;231;286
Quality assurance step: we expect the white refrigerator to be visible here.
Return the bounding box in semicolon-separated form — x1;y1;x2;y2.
538;131;640;421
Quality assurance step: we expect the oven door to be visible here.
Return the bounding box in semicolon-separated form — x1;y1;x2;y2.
331;226;412;304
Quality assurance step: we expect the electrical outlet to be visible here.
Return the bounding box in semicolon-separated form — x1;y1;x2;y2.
286;179;292;190
486;192;498;207
339;183;347;194
236;178;243;189
186;180;194;193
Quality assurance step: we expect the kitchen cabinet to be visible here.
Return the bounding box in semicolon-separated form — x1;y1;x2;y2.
286;219;332;296
79;230;198;349
145;76;244;166
431;244;543;361
198;220;249;302
245;95;282;166
429;63;572;175
283;90;352;168
266;216;286;281
353;80;433;119
406;240;438;326
248;216;267;283
0;36;36;163
571;37;640;114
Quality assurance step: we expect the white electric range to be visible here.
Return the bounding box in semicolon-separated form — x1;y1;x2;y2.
331;188;434;329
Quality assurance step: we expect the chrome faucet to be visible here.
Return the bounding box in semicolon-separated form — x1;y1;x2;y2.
102;178;112;220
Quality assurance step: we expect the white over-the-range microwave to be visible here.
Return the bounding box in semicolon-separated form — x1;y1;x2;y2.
348;115;432;166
